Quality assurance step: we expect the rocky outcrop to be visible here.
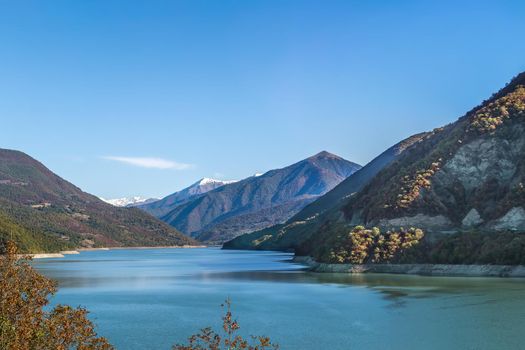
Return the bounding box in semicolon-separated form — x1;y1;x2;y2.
378;214;454;232
491;207;525;231
416;125;525;231
461;208;483;227
364;106;525;235
437;137;521;192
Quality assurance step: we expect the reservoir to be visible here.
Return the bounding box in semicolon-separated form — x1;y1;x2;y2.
35;248;525;350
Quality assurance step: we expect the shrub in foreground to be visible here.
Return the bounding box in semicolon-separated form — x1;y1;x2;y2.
173;299;278;350
0;241;113;350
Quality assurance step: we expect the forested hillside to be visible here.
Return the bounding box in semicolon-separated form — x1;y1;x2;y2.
298;72;525;264
0;149;196;253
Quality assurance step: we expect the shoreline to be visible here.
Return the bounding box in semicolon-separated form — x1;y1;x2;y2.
293;256;525;278
99;245;207;250
30;245;207;259
27;250;81;259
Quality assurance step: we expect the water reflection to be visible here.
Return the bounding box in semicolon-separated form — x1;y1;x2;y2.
36;251;525;303
33;248;525;350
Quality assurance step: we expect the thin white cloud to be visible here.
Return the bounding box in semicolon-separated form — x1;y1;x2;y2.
102;156;193;170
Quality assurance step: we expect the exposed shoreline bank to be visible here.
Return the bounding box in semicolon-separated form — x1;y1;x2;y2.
293;256;525;278
29;245;207;259
27;250;80;259
99;245;207;250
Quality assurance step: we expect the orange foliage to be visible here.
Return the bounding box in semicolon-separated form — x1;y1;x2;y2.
173;299;278;350
0;241;113;350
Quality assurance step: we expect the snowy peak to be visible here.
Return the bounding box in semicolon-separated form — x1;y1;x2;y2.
101;196;158;207
138;177;238;218
197;178;237;186
186;178;237;196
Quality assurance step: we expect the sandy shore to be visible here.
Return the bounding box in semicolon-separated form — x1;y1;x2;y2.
77;247;110;251
293;256;525;278
28;250;79;259
103;245;207;250
29;245;207;259
30;253;65;259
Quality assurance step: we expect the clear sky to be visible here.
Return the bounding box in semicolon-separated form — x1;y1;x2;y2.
1;0;524;199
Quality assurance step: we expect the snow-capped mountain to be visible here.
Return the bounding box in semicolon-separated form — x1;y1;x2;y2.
198;178;237;186
101;196;159;207
138;178;237;217
153;151;362;243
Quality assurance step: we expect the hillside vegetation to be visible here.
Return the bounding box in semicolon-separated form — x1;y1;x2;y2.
0;149;196;253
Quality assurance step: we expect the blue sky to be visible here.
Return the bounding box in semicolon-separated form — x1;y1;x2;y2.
1;0;524;199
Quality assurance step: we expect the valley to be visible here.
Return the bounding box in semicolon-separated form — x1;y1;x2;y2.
3;73;525;271
2;3;524;350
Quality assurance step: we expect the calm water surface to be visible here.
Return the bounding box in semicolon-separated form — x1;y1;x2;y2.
34;248;525;350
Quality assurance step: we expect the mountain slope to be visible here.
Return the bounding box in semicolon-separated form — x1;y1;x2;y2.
0;149;197;253
297;72;525;263
139;178;237;218
157;152;361;243
223;133;429;250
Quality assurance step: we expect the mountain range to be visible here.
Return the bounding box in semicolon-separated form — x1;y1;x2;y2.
141;151;361;244
224;132;429;251
0;149;196;253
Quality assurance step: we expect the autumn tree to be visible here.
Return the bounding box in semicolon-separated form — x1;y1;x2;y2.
173;299;278;350
329;226;424;264
0;241;113;350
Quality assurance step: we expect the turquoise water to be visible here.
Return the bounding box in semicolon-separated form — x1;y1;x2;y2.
34;248;525;350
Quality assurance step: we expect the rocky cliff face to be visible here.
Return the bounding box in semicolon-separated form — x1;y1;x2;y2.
422;127;525;231
347;83;525;234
